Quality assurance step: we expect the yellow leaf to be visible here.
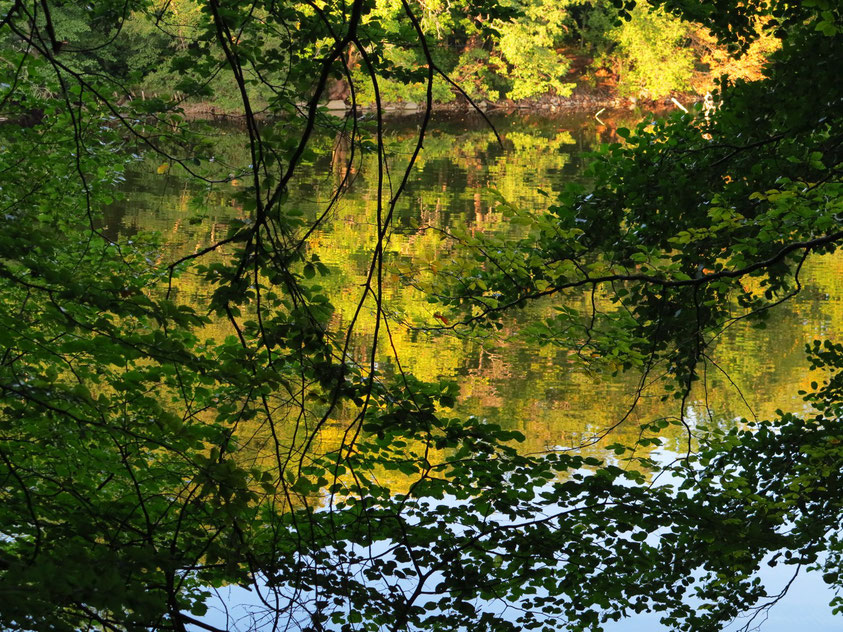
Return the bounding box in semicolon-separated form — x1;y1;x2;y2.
157;163;169;174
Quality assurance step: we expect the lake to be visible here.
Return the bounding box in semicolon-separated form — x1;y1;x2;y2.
106;109;842;630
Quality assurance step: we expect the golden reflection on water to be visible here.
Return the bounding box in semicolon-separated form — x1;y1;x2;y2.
106;111;840;466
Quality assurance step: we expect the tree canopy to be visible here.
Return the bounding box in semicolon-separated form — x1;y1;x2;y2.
1;1;843;631
1;0;778;110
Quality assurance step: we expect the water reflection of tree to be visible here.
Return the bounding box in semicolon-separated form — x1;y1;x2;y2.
110;118;843;463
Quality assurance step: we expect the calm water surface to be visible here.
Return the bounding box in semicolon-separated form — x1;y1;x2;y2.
108;110;843;454
108;111;841;629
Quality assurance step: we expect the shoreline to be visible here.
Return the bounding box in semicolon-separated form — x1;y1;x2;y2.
177;88;701;119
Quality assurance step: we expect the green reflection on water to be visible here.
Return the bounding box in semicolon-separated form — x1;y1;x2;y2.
106;111;840;460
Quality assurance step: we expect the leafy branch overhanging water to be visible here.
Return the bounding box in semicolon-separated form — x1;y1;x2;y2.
1;2;843;631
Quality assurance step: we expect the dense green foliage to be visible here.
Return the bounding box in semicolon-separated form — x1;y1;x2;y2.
1;1;843;632
1;0;776;109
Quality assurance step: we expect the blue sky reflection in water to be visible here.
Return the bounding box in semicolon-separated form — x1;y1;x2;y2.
190;504;839;631
190;449;840;632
